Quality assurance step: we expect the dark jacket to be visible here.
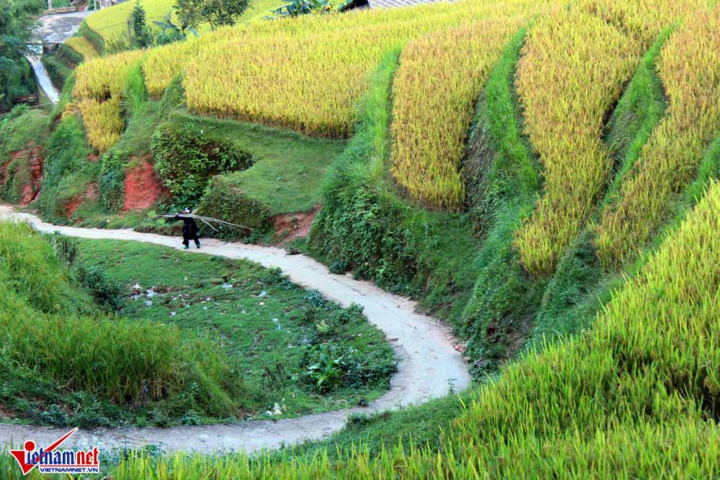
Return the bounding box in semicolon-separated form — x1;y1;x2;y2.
175;214;199;240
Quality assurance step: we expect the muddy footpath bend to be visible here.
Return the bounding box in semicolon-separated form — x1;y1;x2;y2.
0;207;471;454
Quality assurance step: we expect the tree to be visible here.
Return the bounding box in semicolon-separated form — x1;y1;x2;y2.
130;0;152;48
272;0;344;17
175;0;249;30
0;0;43;112
153;14;198;46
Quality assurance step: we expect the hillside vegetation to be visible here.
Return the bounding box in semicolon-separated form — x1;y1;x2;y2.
2;0;720;475
0;221;246;425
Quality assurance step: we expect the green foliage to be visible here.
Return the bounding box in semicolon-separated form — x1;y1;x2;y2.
99;149;129;212
41;54;72;91
0;222;247;415
272;0;342;17
197;176;273;238
37;114;97;222
153;14;198;46
152;121;254;206
301;343;345;393
55;44;84;68
175;0;249;29
309;51;415;287
130;0;153;48
0;108;48;203
309;49;479;331
75;238;395;419
0;106;47;152
168;112;347;214
125;61;149;115
0;0;42;111
79;22;105;55
459;29;547;372
73;262;125;312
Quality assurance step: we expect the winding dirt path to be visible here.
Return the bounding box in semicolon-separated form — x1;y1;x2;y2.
0;206;471;454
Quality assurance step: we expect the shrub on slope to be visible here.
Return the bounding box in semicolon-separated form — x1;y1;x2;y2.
596;5;720;267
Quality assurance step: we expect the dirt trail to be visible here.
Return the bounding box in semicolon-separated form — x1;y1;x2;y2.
0;206;471;454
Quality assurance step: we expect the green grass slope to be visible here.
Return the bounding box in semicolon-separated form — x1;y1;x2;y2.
0;221;246;427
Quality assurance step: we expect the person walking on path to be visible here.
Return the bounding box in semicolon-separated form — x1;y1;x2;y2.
175;208;201;249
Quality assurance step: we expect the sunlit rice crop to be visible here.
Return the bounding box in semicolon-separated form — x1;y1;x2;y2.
146;0;556;136
512;8;643;276
64;36;99;61
74;51;144;151
595;6;720;266
390;18;524;209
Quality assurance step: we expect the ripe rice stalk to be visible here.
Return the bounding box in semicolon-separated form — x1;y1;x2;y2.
65;36;99;61
390;17;525;210
595;5;720;267
512;8;644;276
73;51;144;151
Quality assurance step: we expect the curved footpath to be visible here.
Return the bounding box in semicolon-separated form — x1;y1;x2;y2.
0;206;471;454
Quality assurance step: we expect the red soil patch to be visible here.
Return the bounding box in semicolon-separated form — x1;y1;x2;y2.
124;160;165;211
66;182;98;217
19;146;44;206
1;146;44;205
0;159;11;187
273;204;321;243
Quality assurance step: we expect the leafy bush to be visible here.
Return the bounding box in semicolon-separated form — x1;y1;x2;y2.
41;54;71;91
301;341;396;393
301;343;346;393
152;121;253;206
196;177;273;238
73;263;125;312
99;149;129;213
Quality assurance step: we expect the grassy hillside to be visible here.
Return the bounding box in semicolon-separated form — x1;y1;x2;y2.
2;0;720;475
0;221;246;426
